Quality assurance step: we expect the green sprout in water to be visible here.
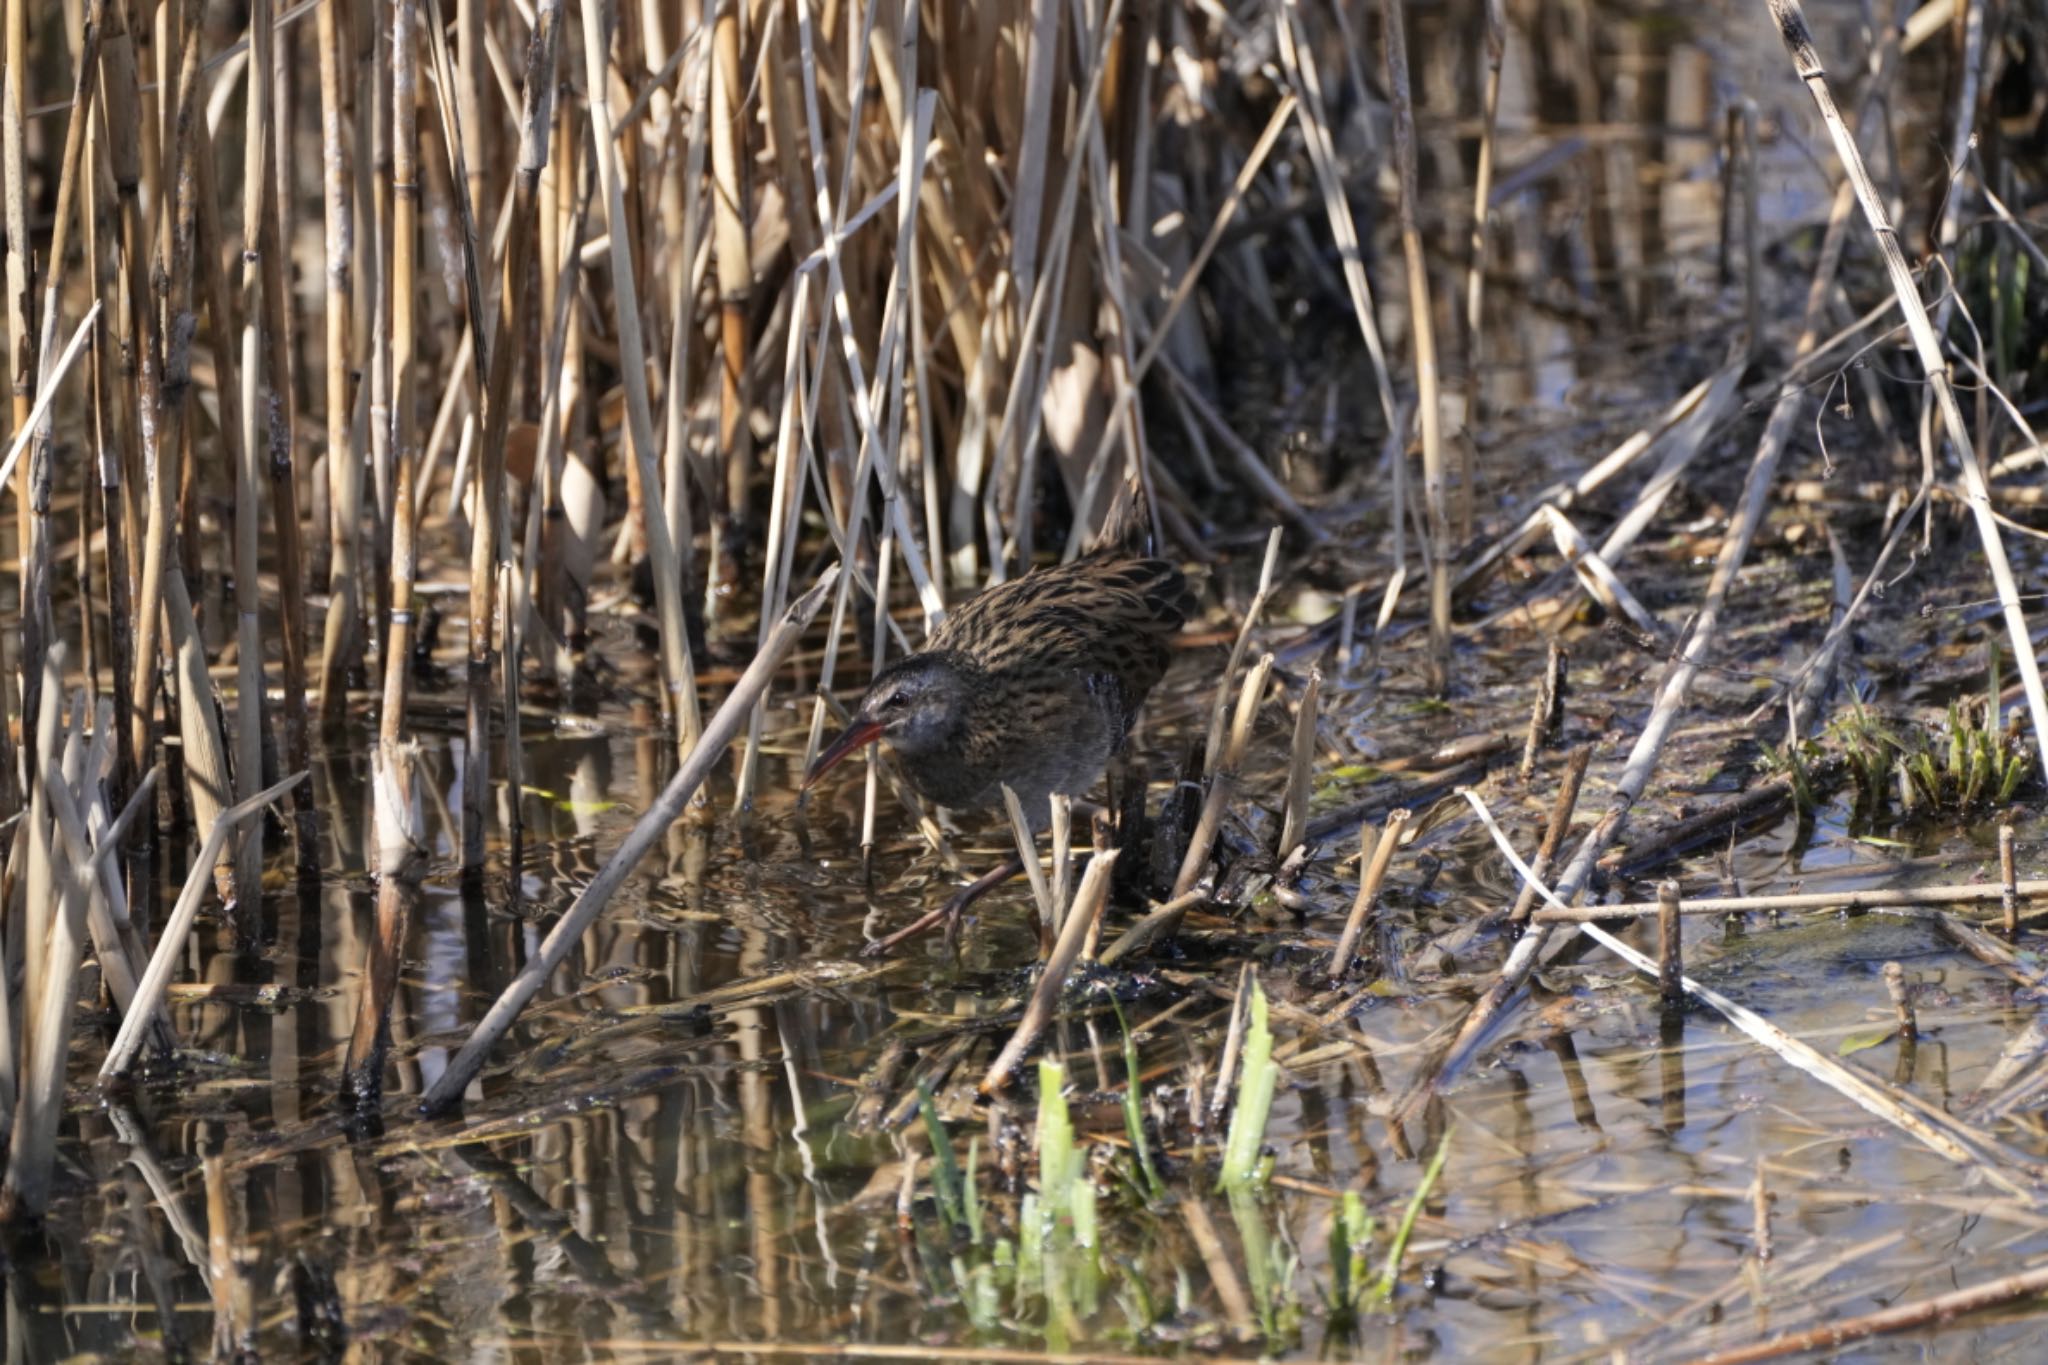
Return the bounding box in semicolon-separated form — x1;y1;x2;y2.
1110;996;1166;1201
1217;977;1279;1192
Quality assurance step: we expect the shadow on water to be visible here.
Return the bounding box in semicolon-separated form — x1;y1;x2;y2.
13;0;2048;1360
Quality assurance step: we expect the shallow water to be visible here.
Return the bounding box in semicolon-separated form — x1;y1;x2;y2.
13;0;2048;1360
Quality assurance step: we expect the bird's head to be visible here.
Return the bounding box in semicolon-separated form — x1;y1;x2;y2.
803;653;972;789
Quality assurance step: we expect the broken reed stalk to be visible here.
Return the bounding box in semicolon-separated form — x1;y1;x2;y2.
1507;744;1592;927
1379;0;1450;694
2001;825;2019;937
979;846;1121;1095
1883;961;1915;1040
1576;917;2031;1194
1693;1259;2048;1365
1002;783;1057;955
1207;962;1257;1130
1657;881;1683;1011
1173;653;1274;900
1276;665;1321;858
100;772;308;1082
1765;0;2048;781
419;567;840;1116
1329;808;1408;981
1518;642;1568;780
1532;879;2048;921
1049;793;1074;934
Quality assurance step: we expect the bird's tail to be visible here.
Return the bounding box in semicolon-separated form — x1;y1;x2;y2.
1088;471;1158;557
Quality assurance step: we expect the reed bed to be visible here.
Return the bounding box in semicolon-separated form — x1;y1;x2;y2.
2;0;2048;1361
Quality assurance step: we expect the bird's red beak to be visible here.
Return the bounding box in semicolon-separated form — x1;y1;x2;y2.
803;718;884;790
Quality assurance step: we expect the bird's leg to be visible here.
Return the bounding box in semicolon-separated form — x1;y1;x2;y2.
863;857;1027;957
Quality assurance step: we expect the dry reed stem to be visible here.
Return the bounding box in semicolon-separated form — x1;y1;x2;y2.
99;770;308;1082
1377;0;1449;693
1049;792;1073;934
1328;808;1408;982
1172;652;1273;900
1694;1258;2048;1365
1275;664;1328;854
0;653;74;1222
1533;879;2048;921
1207;962;1256;1129
1507;744;1591;926
1274;0;1396;438
1002;782;1057;952
313;0;361;719
1099;889;1209;967
581;0;696;756
1765;0;2048;780
1518;642;1568;781
1456;369;1727;596
1537;506;1663;640
2001;824;2020;937
979;846;1121;1095
0;301;101;492
420;566;841;1115
1656;881;1683;1009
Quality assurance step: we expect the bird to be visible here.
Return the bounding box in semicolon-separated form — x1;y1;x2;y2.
805;546;1194;953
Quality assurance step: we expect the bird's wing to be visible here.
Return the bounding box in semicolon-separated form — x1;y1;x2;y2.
933;554;1191;701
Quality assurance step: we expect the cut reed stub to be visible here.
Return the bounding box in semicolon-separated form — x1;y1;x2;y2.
1329;808;1408;982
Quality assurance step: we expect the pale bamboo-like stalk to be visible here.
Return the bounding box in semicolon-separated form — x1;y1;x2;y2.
314;0;360;718
657;36;709;603
2;0;31;612
708;0;751;563
580;0;697;758
380;0;422;750
342;0;429;1105
1379;0;1449;694
233;0;275;905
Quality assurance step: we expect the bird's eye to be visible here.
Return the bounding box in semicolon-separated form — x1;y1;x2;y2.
879;692;905;714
